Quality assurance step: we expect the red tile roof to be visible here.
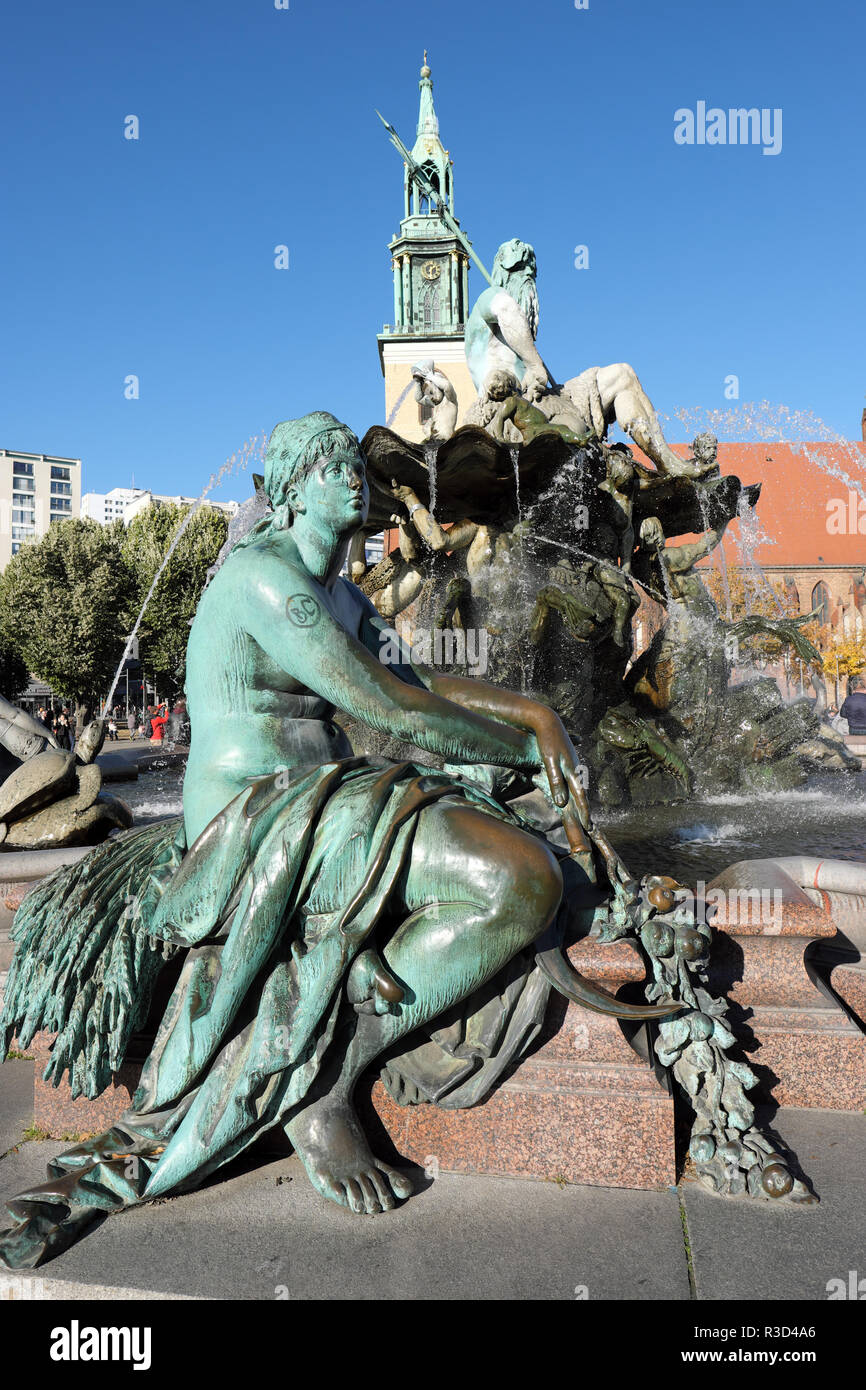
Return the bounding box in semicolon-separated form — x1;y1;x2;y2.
667;442;866;567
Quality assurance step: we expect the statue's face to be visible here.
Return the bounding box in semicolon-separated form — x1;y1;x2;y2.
297;451;369;532
486;371;516;401
495;239;536;277
609;459;634;490
693;432;718;464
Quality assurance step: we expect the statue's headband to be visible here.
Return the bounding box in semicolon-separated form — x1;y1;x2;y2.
265;414;362;508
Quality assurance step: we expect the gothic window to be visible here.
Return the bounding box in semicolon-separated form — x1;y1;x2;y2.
422;288;440;330
417;164;439;214
811;581;831;626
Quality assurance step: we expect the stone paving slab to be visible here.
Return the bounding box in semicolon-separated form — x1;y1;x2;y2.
0;1274;201;1300
0;1142;689;1301
682;1107;866;1302
2;1056;862;1301
0;1059;33;1155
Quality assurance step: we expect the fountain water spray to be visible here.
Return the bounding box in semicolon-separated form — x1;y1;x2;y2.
101;432;267;716
386;379;415;430
422;441;439;515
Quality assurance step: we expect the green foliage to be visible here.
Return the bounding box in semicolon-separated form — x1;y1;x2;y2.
121;503;228;697
0;505;228;713
0;519;132;714
819;632;866;681
0;633;30;700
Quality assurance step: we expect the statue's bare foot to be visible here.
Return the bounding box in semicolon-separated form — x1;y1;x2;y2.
286;1095;413;1215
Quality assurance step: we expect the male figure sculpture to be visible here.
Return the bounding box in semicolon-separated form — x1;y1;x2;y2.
464;239;716;480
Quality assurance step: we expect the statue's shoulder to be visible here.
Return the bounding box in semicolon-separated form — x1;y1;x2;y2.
207;535;315;620
467;285;498;322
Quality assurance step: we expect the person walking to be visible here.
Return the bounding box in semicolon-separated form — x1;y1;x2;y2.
127;710;136;740
840;677;866;735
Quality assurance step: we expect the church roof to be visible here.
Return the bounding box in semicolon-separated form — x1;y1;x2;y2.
665;441;866;567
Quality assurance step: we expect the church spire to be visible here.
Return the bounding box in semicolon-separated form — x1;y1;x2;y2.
409;51;451;216
417;51;439;139
380;56;470;346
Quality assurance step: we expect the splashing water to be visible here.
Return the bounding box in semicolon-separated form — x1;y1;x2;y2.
666;400;865;450
734;495;784;617
101;432;267;716
423;441;439;516
507;446;532;691
665;399;866;621
510;446;522;520
667;399;866;505
693;480;735;622
716;540;733;621
387;379;415;430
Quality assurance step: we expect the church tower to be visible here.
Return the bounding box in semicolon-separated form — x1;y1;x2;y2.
378;56;476;440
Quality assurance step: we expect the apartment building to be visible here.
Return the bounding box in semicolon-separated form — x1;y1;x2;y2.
82;487;239;526
0;449;82;569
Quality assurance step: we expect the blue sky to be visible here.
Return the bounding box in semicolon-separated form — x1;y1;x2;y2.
2;0;864;503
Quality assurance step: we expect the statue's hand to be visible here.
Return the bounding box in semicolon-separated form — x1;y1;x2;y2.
390;479;418;506
530;708;591;831
522;367;547;401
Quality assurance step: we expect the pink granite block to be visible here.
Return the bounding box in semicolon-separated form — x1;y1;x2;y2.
707;862;866;1111
369;1067;675;1190
31;1030;139;1139
3;883;33;913
830;962;866;1027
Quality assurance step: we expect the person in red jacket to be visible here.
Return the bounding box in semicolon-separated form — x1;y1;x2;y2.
149;704;169;744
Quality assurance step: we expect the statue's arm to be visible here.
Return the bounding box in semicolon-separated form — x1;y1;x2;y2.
667;523;728;572
429;671;567;741
347;531;368;583
0;696;59;758
245;567;539;772
393;486;478;553
489;398;517;441
370;566;425;620
488;290;547;378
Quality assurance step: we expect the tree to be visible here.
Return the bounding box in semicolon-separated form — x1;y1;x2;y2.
703;566;801;662
0;519;132;725
0;634;30;701
121;502;228;698
821;633;866;683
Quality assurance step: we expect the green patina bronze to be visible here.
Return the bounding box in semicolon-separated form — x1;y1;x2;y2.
0;410;816;1271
